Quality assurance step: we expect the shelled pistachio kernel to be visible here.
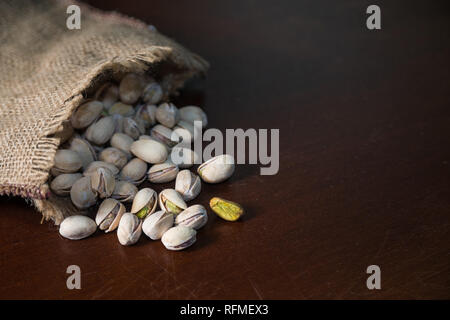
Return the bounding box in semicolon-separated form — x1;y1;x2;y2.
209;197;244;221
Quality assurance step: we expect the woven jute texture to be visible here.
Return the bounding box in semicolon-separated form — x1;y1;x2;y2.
0;0;208;224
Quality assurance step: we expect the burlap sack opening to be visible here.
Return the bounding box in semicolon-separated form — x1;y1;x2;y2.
0;0;209;224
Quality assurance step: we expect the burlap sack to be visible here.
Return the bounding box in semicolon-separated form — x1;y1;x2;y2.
0;0;209;224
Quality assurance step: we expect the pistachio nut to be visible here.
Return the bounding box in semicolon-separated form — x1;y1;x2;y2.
120;158;147;185
83;161;119;177
142;82;163;104
123;117;145;140
50;173;83;196
130;139;168;164
85;116;115;145
55;120;74;144
142;210;174;240
173;120;195;144
95;198;125;232
161;225;197;251
147;160;179;183
59;215;97;240
197;154;235;183
99;147;128;170
135;103;157;128
119;73;144;104
94;82;119;110
69;137;97;170
90;167;116;199
131;187;158;219
117;212;142;246
70;176;97;210
174;170;201;201
110;133;134;158
150;124;180;148
170;146;200;169
175;204;208;230
112;114;125;134
112;180;138;203
51;149;83;176
109;102;135;117
156;102;180;128
70;100;103;129
210;197;244;222
179;105;208;128
158;189;187;214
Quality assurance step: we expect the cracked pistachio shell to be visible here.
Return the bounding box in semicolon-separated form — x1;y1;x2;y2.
150;124;180;148
142;82;163;104
84;161;119;177
119;73;144;104
161;225;196;251
170;146;200;169
52;149;83;176
175;204;208;230
94;82;119;110
71;100;103;129
109;102;135;117
85;116;115;145
59;215;97;240
112;114;125;134
69;137;97;170
173;120;195;144
110;133;134;158
135;103;157;128
210;197;244;221
50;173;83;196
99;147;128;170
158;189;187;214
156;102;180;128
70;176;97;210
120;158;147;185
147;160;179;183
179;106;208;128
142;210;174;240
90;167;115;199
197;154;235;183
123;117;145;140
131;188;158;218
55;120;74;144
112;180;138;203
175;170;201;201
117;212;142;246
130;139;168;164
95;198;125;232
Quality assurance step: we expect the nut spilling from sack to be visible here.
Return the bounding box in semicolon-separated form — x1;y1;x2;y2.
51;73;242;251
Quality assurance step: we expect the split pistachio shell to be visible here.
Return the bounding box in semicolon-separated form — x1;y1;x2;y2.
94;82;119;110
179;106;208;128
170;146;199;169
130;139;168;164
85;116;115;145
69;137;96;170
109;102;135;117
99;147;128;170
50;173;83;196
95;198;125;232
84;161;119;177
173;120;195;144
147;160;179;183
175;170;201;201
71;100;103;129
175;204;208;230
158;189;187;214
112;114;125;134
210;197;244;221
131;188;158;219
135;103;157;128
156;102;179;128
197;154;235;183
70;176;97;210
55;120;74;144
142;210;174;240
161;225;196;251
90;167;115;199
52;149;83;176
110;133;134;158
117;212;142;246
142;82;163;104
119;73;144;104
59;215;97;240
150;124;180;148
123;117;145;140
112;180;138;203
120;158;147;185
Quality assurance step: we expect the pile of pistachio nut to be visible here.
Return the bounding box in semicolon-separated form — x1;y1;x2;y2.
51;73;244;251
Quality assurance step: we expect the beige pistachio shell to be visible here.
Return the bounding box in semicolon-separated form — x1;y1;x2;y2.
156;102;179;128
120;158;147;185
150;124;180;148
130;139;168;164
70;176;97;210
85;116;115;145
175;204;208;230
142;210;174;240
142;82;163;104
109;102;135;117
147;161;179;183
110;133;134;158
69;137;96;170
112;180;138;203
59;215;97;240
173;120;195;144
112;114;125;134
197;154;235;183
161;225;197;251
90;167;115;199
130;188;158;218
71;100;103;129
94;82;119;110
52;149;83;175
117;212;142;246
119;73;144;105
95;198;125;233
83;161;119;177
175;170;201;201
135;103;157;128
123;117;145;140
170;146;200;169
50;173;83;196
99;147;128;170
179;106;208;128
158;189;187;214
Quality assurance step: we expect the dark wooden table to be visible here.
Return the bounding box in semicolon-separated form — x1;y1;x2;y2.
1;0;449;299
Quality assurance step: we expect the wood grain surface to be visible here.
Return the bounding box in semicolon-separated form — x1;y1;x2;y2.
0;0;449;299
